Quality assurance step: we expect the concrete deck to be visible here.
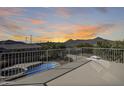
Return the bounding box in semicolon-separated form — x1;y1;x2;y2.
48;60;124;86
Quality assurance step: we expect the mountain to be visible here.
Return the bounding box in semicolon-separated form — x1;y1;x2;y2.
0;40;25;45
64;37;111;47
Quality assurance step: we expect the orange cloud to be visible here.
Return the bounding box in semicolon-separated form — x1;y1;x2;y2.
10;34;51;42
10;35;26;41
33;37;52;42
31;19;45;25
62;25;99;40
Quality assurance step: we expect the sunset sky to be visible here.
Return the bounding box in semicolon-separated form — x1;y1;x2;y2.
0;7;124;42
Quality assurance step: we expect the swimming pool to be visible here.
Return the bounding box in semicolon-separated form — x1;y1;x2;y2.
0;62;60;79
25;62;60;76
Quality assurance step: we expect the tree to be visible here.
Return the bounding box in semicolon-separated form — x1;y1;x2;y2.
76;43;94;48
96;41;112;48
38;42;66;49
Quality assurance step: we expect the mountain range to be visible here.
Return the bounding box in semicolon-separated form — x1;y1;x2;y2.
0;37;111;47
64;37;111;47
0;40;25;45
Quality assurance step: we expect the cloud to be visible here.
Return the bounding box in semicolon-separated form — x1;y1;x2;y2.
0;8;28;37
0;8;46;39
0;31;10;40
1;22;22;31
0;8;24;17
0;18;28;37
62;25;99;40
31;19;45;25
56;8;71;18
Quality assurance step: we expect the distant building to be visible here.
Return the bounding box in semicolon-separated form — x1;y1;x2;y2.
0;44;42;52
0;44;43;69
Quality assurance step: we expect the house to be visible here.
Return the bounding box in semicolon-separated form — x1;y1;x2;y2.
0;44;43;69
0;44;42;52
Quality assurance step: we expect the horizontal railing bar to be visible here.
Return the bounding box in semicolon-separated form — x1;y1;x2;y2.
1;47;124;55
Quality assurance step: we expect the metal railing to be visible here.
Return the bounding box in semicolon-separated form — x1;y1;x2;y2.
0;47;124;82
0;48;82;81
82;47;124;63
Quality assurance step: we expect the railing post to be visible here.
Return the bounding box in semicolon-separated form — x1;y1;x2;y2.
81;48;83;56
68;48;70;62
46;50;49;63
81;48;84;56
0;53;1;80
3;54;5;77
76;48;77;61
122;50;124;63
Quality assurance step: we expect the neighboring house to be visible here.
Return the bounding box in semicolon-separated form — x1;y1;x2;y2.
0;44;41;52
0;44;43;69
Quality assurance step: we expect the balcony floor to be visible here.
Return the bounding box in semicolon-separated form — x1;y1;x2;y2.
48;60;124;86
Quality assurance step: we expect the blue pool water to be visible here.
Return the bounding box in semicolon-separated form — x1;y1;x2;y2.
25;62;59;76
